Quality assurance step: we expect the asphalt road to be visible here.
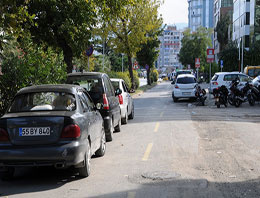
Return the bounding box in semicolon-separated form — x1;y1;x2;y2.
1;81;260;198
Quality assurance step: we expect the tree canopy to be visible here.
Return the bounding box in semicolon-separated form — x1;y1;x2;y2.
179;27;212;70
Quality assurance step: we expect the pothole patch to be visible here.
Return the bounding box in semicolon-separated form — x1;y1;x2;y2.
141;171;181;181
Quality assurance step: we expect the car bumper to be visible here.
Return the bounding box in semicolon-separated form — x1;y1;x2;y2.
173;89;196;98
120;104;127;118
0;141;87;168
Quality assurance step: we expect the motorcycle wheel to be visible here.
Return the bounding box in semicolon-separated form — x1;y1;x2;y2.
228;94;234;106
234;99;241;108
248;95;255;106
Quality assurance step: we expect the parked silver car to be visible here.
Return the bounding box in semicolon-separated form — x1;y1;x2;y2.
111;78;134;124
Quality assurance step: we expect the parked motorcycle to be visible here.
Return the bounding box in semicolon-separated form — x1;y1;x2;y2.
213;85;229;108
195;85;207;106
228;79;255;107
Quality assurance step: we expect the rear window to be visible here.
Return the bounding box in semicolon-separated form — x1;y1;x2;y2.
176;77;196;84
211;74;219;81
67;76;104;103
111;81;119;90
8;92;76;113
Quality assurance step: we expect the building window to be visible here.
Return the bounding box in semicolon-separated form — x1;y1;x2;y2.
245;12;250;25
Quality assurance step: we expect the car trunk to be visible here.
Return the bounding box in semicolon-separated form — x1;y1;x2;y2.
6;116;64;146
178;83;196;90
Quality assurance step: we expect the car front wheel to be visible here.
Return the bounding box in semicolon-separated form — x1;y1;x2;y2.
95;128;106;157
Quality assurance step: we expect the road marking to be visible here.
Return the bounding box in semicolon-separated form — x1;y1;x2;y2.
127;191;136;198
154;122;160;132
160;112;164;117
142;143;153;161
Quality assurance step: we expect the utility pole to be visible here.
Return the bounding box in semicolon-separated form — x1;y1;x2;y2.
122;53;124;72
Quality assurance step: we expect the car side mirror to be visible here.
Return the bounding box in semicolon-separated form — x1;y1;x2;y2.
115;88;122;96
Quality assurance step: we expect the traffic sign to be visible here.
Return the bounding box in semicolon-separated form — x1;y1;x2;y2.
195;58;200;68
220;60;223;68
85;45;94;57
207;49;214;63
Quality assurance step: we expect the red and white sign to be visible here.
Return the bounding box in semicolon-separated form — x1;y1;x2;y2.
195;58;200;68
207;49;215;63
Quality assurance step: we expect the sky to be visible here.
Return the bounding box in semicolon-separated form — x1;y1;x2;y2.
159;0;188;27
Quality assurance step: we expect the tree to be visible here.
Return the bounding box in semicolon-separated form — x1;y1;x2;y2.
215;14;231;51
244;40;260;66
179;27;212;70
107;0;162;88
0;37;66;114
219;41;239;72
136;30;162;85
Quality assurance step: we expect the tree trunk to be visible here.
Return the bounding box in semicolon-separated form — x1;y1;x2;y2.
128;55;134;89
147;67;151;85
56;34;73;74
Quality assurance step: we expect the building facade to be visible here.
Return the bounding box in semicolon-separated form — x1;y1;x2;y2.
188;0;214;32
157;25;183;69
213;0;233;61
232;0;251;49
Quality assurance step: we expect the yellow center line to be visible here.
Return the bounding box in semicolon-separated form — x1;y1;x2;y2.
142;143;153;161
127;191;136;198
154;122;160;132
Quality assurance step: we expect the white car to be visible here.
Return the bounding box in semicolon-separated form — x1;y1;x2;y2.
111;78;134;124
209;72;252;93
172;74;197;102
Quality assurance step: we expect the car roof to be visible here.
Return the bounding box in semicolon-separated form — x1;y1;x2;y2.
110;78;122;82
177;74;195;78
214;72;245;75
67;72;105;77
17;84;81;95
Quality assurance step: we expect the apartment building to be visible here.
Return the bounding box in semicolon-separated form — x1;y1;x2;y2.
188;0;214;32
157;25;183;69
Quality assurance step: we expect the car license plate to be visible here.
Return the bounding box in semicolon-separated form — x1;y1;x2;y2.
19;127;51;136
182;92;191;96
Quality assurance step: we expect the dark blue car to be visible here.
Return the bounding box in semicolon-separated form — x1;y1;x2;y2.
0;84;106;180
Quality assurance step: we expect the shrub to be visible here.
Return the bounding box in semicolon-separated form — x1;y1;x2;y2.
107;71;131;89
151;69;159;82
132;70;140;89
0;38;66;115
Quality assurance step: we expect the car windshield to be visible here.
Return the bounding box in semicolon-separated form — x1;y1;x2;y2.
177;77;196;84
8;92;76;113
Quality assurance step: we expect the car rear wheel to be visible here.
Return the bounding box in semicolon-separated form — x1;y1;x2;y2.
128;105;134;119
115;117;121;132
106;119;114;142
0;167;15;181
78;140;91;178
122;111;128;124
95;128;106;157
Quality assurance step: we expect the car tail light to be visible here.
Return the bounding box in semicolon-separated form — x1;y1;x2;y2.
103;94;109;110
212;82;218;86
61;124;80;138
118;94;123;105
0;128;9;142
175;85;179;89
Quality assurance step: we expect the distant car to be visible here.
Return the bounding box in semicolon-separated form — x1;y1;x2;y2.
111;78;134;124
209;72;252;93
172;74;197;102
67;72;121;142
172;70;193;82
0;84;105;180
